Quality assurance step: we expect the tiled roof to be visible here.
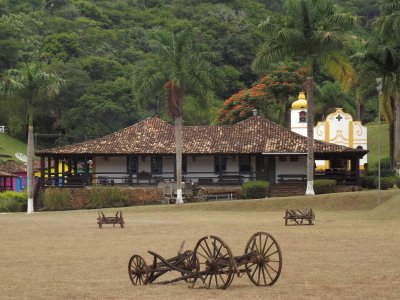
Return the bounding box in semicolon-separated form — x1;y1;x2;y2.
0;160;26;173
0;170;16;177
37;116;367;156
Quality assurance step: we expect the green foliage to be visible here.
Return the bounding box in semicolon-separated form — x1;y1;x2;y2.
376;157;396;177
361;175;378;189
242;180;270;199
380;176;397;190
87;187;128;208
366;123;389;171
74;0;111;27
81;56;123;81
368;157;396;177
313;179;337;194
41;188;72;210
361;175;398;190
0;0;386;148
215;63;307;125
0;191;27;212
0;133;29;163
394;175;400;188
314;81;355;120
42;32;80;62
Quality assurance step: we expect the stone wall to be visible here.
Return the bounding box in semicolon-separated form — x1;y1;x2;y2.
45;185;243;209
67;186;163;209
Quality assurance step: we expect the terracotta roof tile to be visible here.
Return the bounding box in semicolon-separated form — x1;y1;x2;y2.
0;160;26;173
0;170;16;177
37;116;367;156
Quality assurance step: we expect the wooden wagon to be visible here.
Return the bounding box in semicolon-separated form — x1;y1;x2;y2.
284;208;315;225
97;210;125;228
128;232;282;289
159;182;207;204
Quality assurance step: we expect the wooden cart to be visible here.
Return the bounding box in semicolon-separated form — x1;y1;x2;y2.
159;182;207;204
284;208;315;225
97;210;125;228
128;232;282;289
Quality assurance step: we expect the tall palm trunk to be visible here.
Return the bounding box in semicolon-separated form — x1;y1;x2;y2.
27;109;34;213
175;116;183;204
305;77;315;195
389;121;395;170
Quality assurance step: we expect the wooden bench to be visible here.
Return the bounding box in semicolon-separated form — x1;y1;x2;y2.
137;171;152;184
284;208;315;225
278;174;307;183
218;175;244;185
97;210;125;228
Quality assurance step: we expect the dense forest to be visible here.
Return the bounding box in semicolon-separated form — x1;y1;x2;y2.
0;0;398;163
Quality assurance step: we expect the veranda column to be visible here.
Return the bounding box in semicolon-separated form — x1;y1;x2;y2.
40;156;45;190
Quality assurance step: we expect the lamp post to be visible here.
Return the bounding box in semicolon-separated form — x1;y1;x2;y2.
376;78;382;206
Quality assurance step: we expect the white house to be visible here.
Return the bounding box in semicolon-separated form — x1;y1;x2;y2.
36;114;367;188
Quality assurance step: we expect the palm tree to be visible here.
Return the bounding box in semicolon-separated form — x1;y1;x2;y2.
252;0;357;195
0;63;64;213
364;44;400;169
375;0;400;169
314;81;355;120
132;28;218;204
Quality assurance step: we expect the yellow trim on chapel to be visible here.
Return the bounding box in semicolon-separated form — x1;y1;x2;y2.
324;121;330;169
325;121;330;143
349;121;353;148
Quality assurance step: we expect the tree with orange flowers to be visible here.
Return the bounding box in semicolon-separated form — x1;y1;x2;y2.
215;63;306;125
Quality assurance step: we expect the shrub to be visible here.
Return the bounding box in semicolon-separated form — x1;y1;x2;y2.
380;176;396;190
361;176;377;189
242;180;270;199
87;187;128;208
313;179;336;194
41;188;72;211
391;175;400;188
369;158;396;176
0;191;27;212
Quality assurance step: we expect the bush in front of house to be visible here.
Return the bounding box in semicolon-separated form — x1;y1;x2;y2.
380;176;397;190
313;179;337;194
87;187;129;208
41;188;73;211
242;180;270;199
361;175;399;190
0;191;27;212
361;176;377;189
394;175;400;188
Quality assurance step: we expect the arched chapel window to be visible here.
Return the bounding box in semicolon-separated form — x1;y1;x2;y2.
299;111;306;123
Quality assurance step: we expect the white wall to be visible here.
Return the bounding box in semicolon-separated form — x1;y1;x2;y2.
93;154;255;184
95;156;127;183
275;155;307;182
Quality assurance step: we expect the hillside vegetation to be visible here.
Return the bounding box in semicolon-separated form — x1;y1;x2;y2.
0;133;27;162
0;0;388;150
366;122;389;169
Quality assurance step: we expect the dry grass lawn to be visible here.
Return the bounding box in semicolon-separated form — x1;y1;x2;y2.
1;190;399;299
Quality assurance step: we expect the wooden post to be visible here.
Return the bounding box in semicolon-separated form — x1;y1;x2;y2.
40;156;45;190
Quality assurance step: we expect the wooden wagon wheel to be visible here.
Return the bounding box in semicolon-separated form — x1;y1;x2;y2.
128;255;149;286
193;235;235;289
197;188;208;202
244;232;282;286
181;250;199;283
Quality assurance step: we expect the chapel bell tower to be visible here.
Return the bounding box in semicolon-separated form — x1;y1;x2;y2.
290;92;308;137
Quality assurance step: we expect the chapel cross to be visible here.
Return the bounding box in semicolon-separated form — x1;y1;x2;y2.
336;114;343;121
